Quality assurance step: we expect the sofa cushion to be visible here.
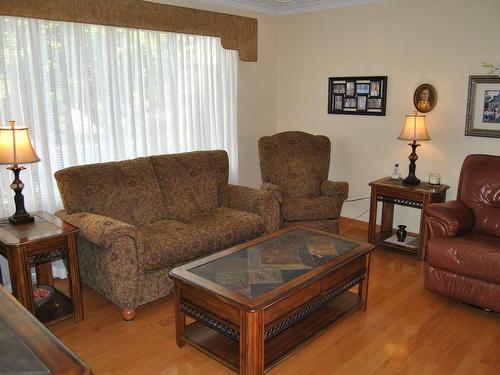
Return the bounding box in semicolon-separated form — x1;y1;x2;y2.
139;220;213;271
55;157;165;226
150;151;229;222
188;207;266;250
427;232;500;284
282;196;341;221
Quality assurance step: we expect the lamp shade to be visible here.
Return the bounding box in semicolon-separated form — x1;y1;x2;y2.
0;121;40;165
398;112;431;141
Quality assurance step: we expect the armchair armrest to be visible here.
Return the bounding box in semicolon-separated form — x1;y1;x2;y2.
425;201;473;237
320;180;349;202
224;184;280;232
260;182;283;203
55;210;137;249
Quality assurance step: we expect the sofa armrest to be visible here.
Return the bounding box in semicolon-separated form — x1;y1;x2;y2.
260;182;283;203
55;210;137;250
320;180;349;202
55;210;141;314
425;201;473;237
224;184;280;232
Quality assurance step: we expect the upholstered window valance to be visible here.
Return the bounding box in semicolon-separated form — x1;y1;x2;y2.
0;0;258;61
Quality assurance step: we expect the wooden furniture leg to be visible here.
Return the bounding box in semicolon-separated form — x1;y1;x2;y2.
8;246;34;312
367;186;378;243
67;234;84;322
359;253;371;311
36;262;54;286
174;283;185;347
122;309;136;321
380;202;394;233
240;310;264;375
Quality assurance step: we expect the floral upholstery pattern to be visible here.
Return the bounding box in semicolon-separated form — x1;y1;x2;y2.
282;196;342;221
258;131;348;234
188;207;265;249
55;157;166;226
259;131;331;198
138;220;213;271
54;150;280;314
150;151;228;221
223;184;280;232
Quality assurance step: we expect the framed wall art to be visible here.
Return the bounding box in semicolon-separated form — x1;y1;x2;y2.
328;76;387;116
465;75;500;138
413;83;437;113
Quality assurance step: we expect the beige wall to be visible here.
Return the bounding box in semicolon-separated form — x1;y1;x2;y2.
276;0;500;230
155;0;278;187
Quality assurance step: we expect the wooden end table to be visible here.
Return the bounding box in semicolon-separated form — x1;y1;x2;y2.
170;225;373;375
0;211;83;325
368;177;449;260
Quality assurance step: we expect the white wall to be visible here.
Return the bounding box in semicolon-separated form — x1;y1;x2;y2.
154;0;278;187
276;0;500;231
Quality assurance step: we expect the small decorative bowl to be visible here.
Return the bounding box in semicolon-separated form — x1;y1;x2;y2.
33;285;54;307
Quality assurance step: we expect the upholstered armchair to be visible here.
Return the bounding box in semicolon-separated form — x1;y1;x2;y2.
258;131;348;234
425;154;500;312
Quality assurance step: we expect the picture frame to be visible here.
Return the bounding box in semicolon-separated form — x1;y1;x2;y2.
465;75;500;138
413;83;437;113
328;76;387;116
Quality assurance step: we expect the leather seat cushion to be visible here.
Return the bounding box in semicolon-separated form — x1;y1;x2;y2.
282;196;341;221
188;207;265;249
427;232;500;283
139;220;213;271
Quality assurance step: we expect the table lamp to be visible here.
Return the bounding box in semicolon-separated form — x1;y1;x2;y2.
0;120;41;224
398;111;430;185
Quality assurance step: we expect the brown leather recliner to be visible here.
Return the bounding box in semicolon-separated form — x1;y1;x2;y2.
425;154;500;312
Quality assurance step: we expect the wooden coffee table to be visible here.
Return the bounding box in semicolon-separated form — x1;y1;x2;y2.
169;225;373;375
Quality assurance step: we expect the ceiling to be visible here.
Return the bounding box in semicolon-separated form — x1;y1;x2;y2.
194;0;384;15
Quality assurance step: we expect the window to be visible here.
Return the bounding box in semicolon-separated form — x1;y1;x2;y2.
0;16;238;217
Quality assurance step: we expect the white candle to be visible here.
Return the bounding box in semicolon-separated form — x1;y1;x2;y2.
429;173;441;185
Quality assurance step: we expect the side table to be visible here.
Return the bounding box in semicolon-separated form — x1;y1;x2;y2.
0;211;83;324
368;177;449;260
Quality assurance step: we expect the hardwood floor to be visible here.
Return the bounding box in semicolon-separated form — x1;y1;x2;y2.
49;218;500;374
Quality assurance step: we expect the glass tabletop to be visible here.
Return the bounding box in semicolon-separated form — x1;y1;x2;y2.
189;229;359;299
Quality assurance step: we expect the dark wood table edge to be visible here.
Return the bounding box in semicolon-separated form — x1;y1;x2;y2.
0;285;91;374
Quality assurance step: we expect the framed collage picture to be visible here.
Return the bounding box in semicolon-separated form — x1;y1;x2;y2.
328;76;388;116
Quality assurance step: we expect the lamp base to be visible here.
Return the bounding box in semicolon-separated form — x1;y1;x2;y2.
402;176;421;185
9;214;35;225
7;165;34;225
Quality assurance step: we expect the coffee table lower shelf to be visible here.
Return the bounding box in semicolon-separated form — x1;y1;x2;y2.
183;291;361;373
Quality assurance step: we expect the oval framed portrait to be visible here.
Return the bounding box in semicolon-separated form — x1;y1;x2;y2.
413;84;437;113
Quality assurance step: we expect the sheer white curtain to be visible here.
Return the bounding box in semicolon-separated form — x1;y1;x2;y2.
0;16;239;218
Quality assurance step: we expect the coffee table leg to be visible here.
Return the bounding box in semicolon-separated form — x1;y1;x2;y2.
240;310;264;375
174;282;185;347
359;253;372;311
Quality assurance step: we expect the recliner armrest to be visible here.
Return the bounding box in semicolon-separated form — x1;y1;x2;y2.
55;210;137;249
425;201;473;237
320;180;349;202
223;184;280;232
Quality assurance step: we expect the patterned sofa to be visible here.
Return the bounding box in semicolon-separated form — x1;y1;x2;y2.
54;150;279;320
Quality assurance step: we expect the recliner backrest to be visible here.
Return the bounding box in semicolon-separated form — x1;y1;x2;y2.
458;154;500;237
258;131;331;198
